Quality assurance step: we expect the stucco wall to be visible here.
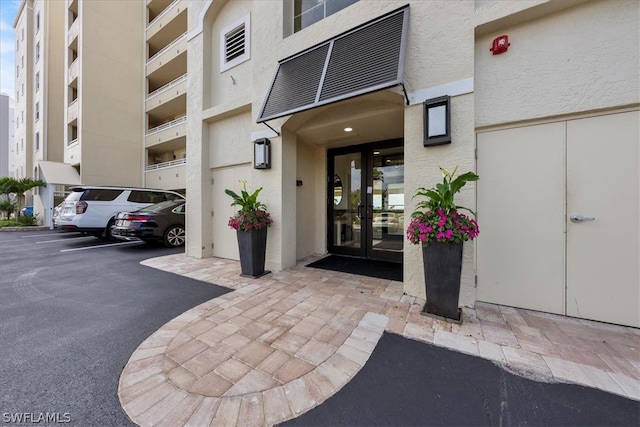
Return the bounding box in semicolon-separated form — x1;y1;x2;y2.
295;141;320;260
475;0;640;127
404;93;477;305
76;0;144;186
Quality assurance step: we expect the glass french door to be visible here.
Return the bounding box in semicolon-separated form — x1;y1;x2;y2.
328;140;404;262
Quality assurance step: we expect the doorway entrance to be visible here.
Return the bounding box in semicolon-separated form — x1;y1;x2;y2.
328;140;404;263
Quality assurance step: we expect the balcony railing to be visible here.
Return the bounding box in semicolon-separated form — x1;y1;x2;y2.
148;32;187;63
147;74;187;99
146;115;186;135
146;157;186;171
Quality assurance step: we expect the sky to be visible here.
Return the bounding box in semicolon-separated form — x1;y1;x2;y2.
0;0;20;97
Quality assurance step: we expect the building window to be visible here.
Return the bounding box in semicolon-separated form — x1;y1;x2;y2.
36;11;40;32
21;28;24;41
16;65;19;77
36;42;40;62
16;39;19;50
36;72;40;92
293;0;358;33
35;132;40;151
35;102;40;121
220;15;250;72
21;55;24;68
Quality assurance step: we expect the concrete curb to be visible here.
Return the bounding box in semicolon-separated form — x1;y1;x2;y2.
0;226;51;232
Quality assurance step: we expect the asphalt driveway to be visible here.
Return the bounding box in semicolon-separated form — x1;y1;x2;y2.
0;230;230;426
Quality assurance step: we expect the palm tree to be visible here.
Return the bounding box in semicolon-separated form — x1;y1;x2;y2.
0;177;46;218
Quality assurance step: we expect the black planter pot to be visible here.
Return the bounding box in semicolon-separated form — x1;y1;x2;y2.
236;227;270;278
421;241;464;322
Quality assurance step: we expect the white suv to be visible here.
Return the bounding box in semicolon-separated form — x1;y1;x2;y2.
55;186;184;240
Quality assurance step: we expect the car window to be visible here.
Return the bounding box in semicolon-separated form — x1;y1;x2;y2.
128;191;163;203
163;193;183;201
81;189;122;201
138;200;177;213
65;191;83;202
172;204;186;214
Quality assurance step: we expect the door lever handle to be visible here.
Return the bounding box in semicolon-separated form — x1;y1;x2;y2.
570;214;595;223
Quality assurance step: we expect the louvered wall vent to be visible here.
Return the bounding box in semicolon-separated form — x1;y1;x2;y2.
225;24;245;62
257;6;408;123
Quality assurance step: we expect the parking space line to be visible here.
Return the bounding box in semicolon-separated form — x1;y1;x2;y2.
37;236;96;244
22;232;81;238
60;241;143;252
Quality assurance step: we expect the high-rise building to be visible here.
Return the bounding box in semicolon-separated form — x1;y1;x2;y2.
12;0;188;226
0;94;16;178
142;0;188;193
13;0;66;217
63;0;144;186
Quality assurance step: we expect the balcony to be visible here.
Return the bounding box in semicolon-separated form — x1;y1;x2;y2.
67;99;78;124
146;74;186;117
68;58;78;84
146;32;187;77
145;159;186;190
146;116;186;148
147;0;187;42
68;18;79;47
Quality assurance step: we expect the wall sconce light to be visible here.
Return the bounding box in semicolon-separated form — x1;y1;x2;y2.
423;95;451;147
253;138;271;169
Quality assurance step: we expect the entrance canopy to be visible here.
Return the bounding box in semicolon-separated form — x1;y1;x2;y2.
38;161;81;185
257;6;409;123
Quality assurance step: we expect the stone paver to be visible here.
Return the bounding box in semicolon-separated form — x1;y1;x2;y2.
119;254;640;426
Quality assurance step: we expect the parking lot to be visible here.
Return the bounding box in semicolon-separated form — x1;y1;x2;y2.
0;230;229;426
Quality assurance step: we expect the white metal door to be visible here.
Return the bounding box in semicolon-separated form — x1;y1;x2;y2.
566;111;640;327
477;111;640;327
477;123;566;314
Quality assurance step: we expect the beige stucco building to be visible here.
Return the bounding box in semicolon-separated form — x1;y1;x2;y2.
13;0;187;226
10;0;639;328
184;0;639;328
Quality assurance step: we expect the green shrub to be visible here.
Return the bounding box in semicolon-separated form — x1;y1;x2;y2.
0;199;15;219
17;214;39;226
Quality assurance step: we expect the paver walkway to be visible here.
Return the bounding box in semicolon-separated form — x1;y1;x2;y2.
119;254;640;426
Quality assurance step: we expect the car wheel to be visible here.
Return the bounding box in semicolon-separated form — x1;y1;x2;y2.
163;225;185;247
105;219;117;241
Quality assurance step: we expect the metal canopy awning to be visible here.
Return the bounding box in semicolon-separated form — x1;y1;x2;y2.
257;6;409;123
38;161;81;185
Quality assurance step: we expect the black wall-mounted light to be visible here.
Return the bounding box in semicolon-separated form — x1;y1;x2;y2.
253;138;271;169
423;95;451;147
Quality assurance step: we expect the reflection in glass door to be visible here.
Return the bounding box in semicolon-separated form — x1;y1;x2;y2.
328;141;404;262
330;151;363;255
371;147;404;259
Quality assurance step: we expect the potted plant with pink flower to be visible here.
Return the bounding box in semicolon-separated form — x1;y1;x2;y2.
225;180;273;278
407;166;479;322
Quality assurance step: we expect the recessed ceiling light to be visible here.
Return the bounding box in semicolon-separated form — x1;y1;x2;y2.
343;127;353;132
373;151;380;155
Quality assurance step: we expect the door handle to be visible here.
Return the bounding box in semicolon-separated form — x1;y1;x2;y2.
570;214;595;223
